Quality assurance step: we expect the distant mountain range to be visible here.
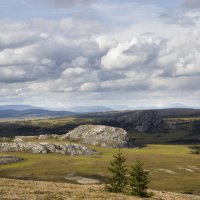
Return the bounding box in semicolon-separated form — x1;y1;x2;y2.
66;106;113;113
1;104;200;119
0;109;75;118
0;105;43;111
0;105;114;118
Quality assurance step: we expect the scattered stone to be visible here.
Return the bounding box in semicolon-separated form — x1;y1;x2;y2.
157;169;177;174
178;167;195;172
0;142;96;156
188;166;200;170
0;156;23;165
38;134;60;140
13;138;23;143
64;176;100;184
61;124;133;148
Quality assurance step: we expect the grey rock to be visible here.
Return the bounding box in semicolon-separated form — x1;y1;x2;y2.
0;156;23;165
116;110;164;132
61;124;131;148
0;142;96;156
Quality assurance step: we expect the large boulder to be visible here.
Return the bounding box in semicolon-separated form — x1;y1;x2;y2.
61;124;132;148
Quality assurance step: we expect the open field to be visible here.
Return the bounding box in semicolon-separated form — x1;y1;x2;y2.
0;145;199;195
0;178;200;200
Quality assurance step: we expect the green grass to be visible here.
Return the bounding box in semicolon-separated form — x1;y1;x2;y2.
0;145;199;195
128;131;191;144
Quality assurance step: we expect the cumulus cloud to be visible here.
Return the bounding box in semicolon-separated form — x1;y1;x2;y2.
101;37;161;70
1;1;200;107
157;30;200;77
80;82;98;92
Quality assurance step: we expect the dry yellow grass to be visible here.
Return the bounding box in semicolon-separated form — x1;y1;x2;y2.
0;178;199;200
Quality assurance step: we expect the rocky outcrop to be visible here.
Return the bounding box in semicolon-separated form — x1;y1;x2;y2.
0;142;96;156
61;125;133;148
0;156;23;165
115;110;165;132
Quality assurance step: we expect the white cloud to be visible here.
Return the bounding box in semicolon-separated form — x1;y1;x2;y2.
157;30;200;76
80;82;98;92
62;67;86;76
101;37;161;70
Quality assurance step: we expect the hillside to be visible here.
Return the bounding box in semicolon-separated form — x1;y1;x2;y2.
0;105;43;111
66;106;113;113
0;178;199;200
0;108;200;144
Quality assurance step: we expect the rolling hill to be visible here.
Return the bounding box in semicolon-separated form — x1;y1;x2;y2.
0;109;75;118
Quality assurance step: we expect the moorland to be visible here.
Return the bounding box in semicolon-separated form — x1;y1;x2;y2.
0;108;200;199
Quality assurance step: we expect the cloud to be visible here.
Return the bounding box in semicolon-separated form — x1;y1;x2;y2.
0;67;28;83
183;0;200;8
1;1;200;107
157;30;200;77
101;37;161;70
49;0;92;7
80;82;98;92
62;67;86;76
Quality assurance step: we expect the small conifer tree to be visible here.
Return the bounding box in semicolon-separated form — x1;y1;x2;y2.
105;149;128;193
129;160;151;197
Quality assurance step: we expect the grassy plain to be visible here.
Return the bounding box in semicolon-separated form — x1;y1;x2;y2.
0;144;199;195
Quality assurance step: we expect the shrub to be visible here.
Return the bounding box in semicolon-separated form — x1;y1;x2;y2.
105;149;128;193
129;160;152;197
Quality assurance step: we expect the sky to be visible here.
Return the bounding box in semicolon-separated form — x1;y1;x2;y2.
0;0;200;109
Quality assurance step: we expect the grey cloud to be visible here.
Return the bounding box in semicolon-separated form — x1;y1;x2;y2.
99;83;150;93
49;0;92;7
183;0;200;8
159;12;196;26
98;71;126;82
0;18;105;84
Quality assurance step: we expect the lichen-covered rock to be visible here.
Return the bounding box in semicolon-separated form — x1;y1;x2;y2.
61;125;130;148
0;142;96;156
0;156;23;165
